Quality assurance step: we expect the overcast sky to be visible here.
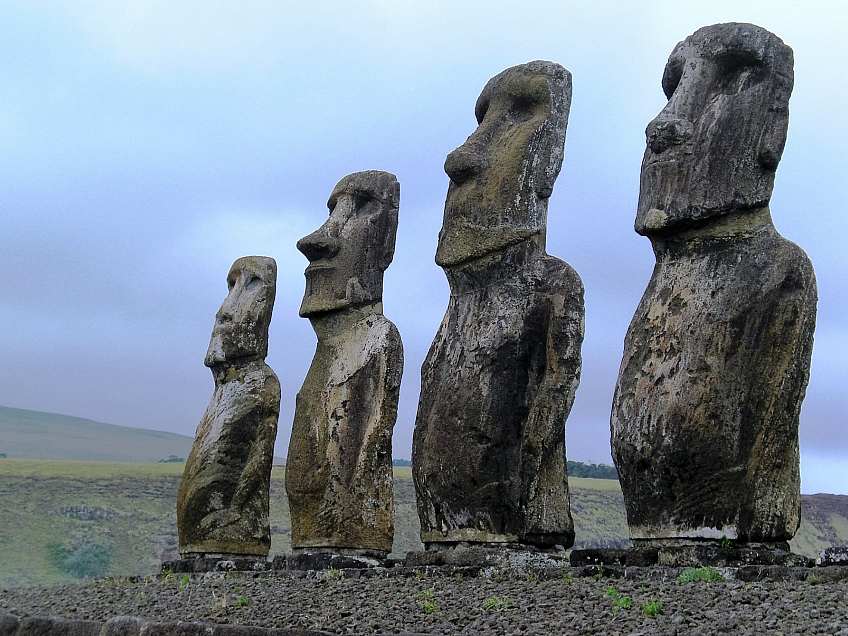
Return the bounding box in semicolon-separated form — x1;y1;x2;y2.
1;1;846;495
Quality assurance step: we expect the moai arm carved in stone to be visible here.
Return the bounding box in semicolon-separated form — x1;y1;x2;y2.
412;61;584;550
177;256;280;557
611;23;817;547
286;171;403;558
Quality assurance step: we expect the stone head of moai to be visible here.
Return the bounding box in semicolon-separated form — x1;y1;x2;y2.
297;170;400;317
435;60;571;267
204;256;277;366
636;22;793;236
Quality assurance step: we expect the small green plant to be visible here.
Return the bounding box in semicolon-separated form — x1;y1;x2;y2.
807;572;823;584
490;568;508;582
482;596;513;611
413;568;429;580
604;586;631;613
235;596;250;608
594;563;605;580
525;571;539;582
413;589;438;614
642;597;663;616
677;567;725;583
612;596;631;613
453;571;463;580
327;567;344;581
180;574;191;583
715;535;732;549
178;583;187;592
561;570;573;584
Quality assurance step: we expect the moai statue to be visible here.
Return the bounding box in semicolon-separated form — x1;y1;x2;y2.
177;256;280;557
412;61;585;550
286;170;403;558
611;23;817;548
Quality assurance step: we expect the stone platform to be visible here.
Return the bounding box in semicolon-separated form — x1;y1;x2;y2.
403;542;566;569
162;552;396;574
570;545;814;569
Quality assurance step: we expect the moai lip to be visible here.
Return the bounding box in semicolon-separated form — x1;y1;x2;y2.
412;61;585;552
286;171;403;558
611;23;817;549
177;256;281;558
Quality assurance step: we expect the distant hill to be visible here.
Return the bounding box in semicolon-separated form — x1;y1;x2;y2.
0;405;195;463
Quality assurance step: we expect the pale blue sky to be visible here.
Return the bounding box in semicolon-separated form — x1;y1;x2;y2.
1;1;846;494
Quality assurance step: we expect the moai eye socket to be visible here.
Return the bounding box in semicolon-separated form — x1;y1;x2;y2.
474;96;490;125
353;192;376;214
661;57;684;99
714;51;763;95
509;94;541;124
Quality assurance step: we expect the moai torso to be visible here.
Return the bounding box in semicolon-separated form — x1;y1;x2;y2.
177;257;280;557
285;171;403;557
287;310;402;553
415;242;582;546
412;61;584;549
611;24;817;545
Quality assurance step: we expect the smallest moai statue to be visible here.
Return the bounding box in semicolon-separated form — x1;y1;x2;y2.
177;256;281;558
286;171;403;559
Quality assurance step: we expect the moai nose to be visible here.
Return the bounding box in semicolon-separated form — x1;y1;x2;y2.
646;117;695;154
297;230;341;261
444;146;487;185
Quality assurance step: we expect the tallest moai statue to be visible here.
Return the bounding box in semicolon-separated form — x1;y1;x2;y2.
413;61;585;550
611;23;817;547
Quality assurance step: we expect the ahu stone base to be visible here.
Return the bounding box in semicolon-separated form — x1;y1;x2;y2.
403;542;566;570
570;544;814;568
162;551;394;574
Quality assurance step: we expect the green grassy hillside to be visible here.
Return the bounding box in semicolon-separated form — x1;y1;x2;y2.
1;460;845;588
0;406;195;463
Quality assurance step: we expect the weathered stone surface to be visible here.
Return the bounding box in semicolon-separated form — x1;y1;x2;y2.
16;617;101;636
286;171;403;557
569;548;658;567
611;24;817;545
283;552;387;571
818;546;848;566
656;545;813;568
177;257;280;557
404;543;564;569
161;556;272;574
0;616;20;636
412;61;584;549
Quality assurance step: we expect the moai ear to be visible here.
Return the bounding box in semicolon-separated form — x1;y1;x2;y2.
756;112;789;171
756;41;793;172
377;179;400;272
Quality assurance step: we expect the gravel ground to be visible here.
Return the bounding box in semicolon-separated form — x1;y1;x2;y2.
2;570;848;635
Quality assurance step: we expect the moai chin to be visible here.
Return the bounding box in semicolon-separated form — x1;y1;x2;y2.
412;61;585;550
177;256;281;557
286;170;403;558
611;23;817;547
